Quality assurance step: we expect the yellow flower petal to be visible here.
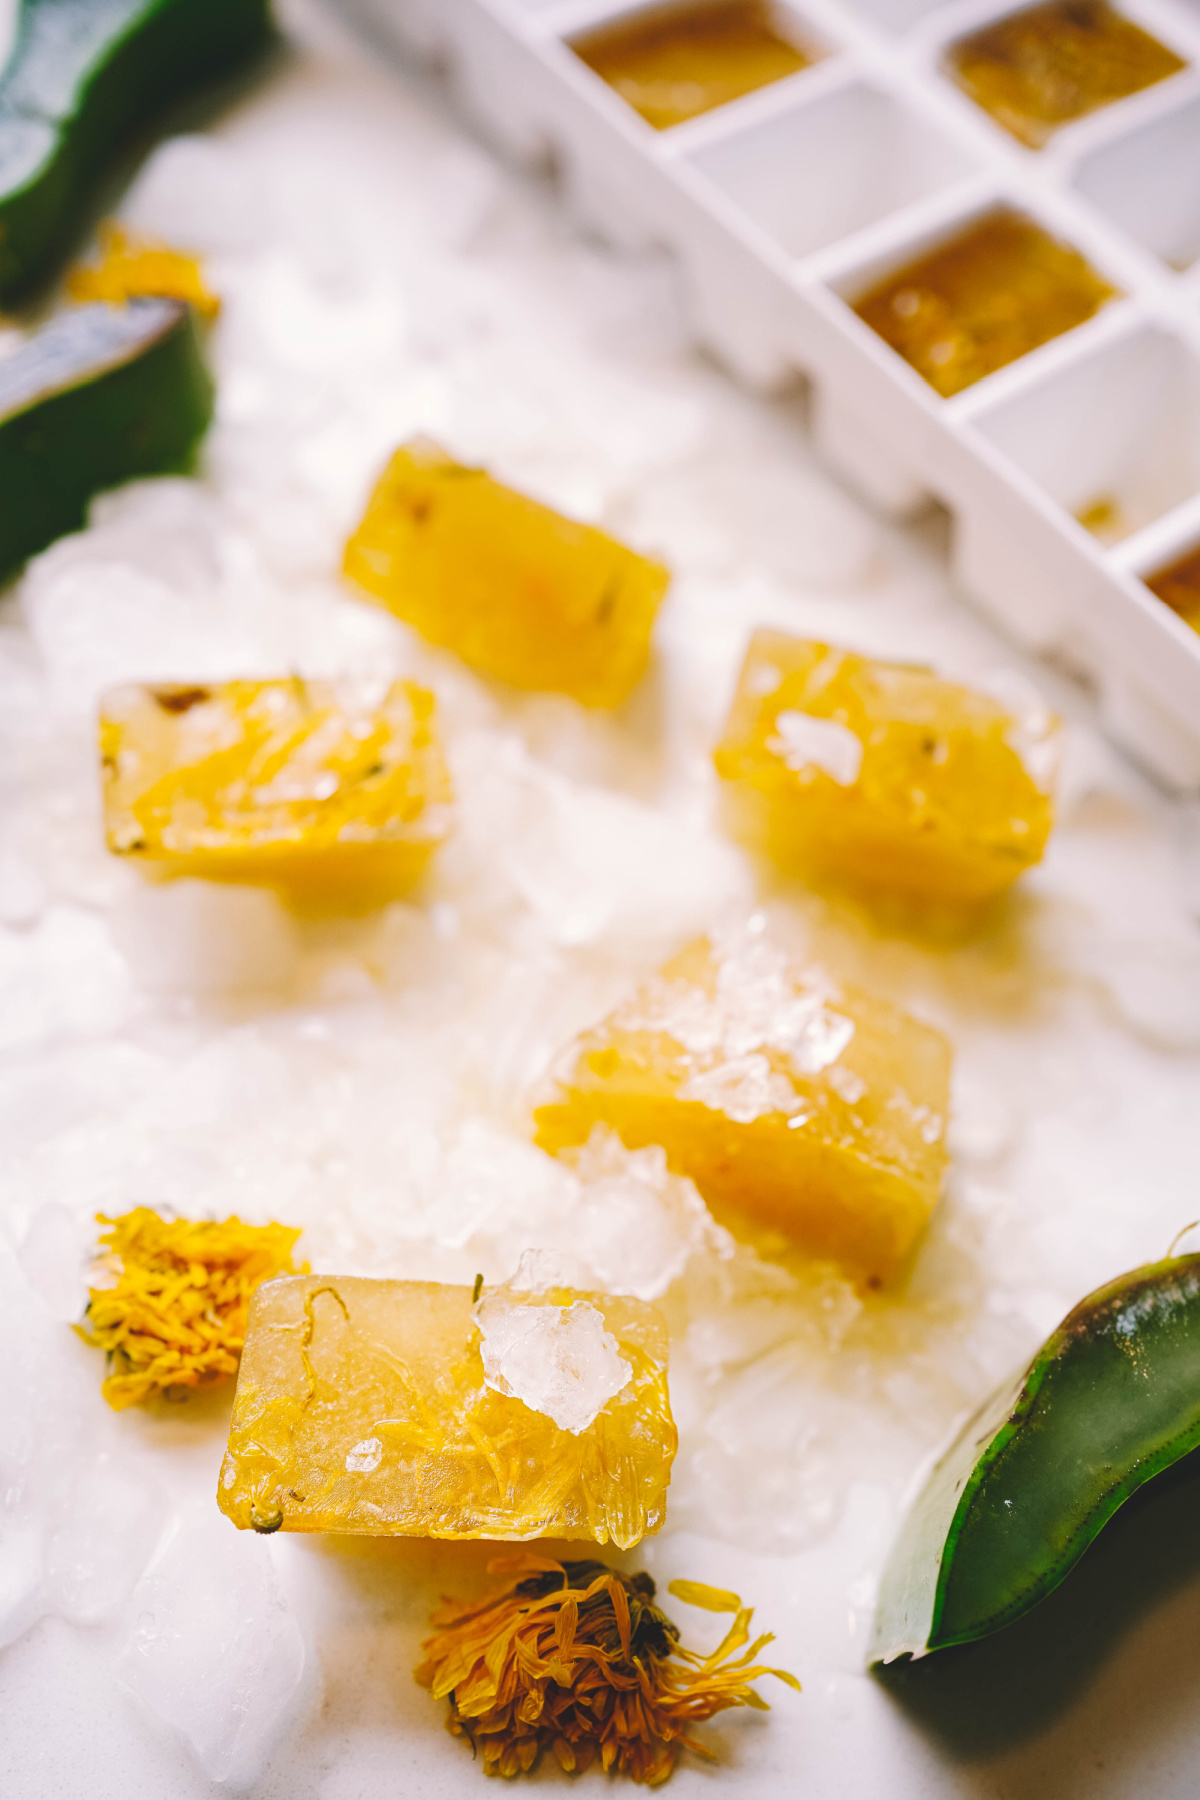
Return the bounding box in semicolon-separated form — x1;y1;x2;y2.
666;1580;743;1614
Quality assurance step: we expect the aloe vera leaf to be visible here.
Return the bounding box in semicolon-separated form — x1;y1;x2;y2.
0;297;213;581
871;1254;1200;1663
0;0;273;303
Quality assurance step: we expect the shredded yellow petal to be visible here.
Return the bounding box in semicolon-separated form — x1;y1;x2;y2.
666;1580;742;1614
415;1554;799;1785
76;1208;305;1410
67;221;220;318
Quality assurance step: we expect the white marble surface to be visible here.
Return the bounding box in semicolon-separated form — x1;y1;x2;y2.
2;2;1200;1794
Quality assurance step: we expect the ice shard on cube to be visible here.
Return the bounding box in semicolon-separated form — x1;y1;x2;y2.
714;632;1060;908
217;1275;676;1549
534;924;953;1288
343;438;669;708
100;676;453;908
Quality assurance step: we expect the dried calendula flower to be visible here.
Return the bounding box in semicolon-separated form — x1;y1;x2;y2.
67;221;220;317
415;1552;799;1784
77;1208;306;1410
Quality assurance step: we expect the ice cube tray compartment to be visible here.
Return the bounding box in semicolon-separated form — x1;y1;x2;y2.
969;323;1200;542
681;78;982;260
345;0;1200;788
1075;95;1200;269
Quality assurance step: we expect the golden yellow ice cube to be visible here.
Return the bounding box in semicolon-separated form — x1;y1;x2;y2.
100;676;453;909
714;632;1060;909
1147;543;1200;635
947;0;1185;151
343;439;669;708
570;0;813;132
853;211;1115;399
217;1275;676;1549
534;927;952;1289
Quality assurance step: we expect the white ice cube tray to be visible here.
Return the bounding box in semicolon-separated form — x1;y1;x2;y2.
348;0;1200;788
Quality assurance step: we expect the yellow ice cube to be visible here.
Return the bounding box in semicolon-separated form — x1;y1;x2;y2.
100;676;452;909
570;0;813;132
947;0;1185;151
217;1274;676;1549
343;438;669;708
1147;543;1200;635
853;211;1115;399
714;632;1059;909
534;926;952;1289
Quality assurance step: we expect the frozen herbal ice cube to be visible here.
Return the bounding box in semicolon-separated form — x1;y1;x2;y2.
218;1275;675;1549
947;0;1185;150
100;675;453;910
714;632;1060;909
853;211;1115;399
570;0;812;132
343;438;669;708
534;923;952;1288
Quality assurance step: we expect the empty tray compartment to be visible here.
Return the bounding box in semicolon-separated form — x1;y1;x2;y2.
683;80;979;259
971;325;1200;542
1074;96;1200;270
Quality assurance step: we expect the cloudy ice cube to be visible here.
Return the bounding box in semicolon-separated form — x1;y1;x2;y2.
110;880;301;995
47;1458;165;1627
476;1288;632;1434
121;1508;307;1788
0;1247;167;1647
0;1524;44;1652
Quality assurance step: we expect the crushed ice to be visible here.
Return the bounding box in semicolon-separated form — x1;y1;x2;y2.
475;1268;633;1434
768;710;864;786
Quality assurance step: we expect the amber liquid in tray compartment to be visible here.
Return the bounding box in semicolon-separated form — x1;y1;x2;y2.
947;0;1186;149
571;0;812;130
1146;545;1200;632
853;211;1117;398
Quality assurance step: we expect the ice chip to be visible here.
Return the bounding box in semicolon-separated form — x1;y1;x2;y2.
507;1246;592;1294
476;1290;633;1434
345;1437;383;1473
768;710;864;786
